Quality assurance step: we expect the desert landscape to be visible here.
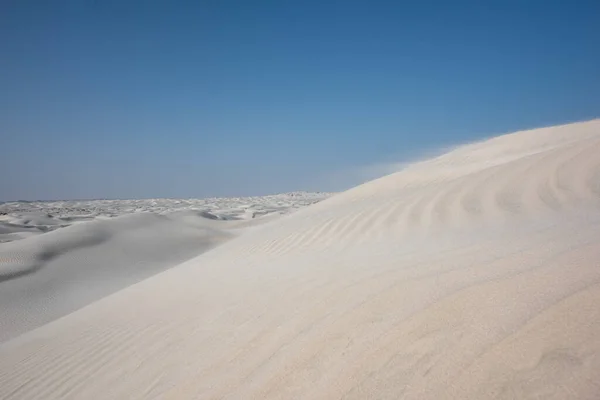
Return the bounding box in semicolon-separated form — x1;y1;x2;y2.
1;120;599;399
0;192;330;342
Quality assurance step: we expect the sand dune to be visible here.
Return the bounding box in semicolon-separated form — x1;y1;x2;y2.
0;191;329;343
1;120;600;399
0;195;329;343
0;191;331;242
0;211;236;342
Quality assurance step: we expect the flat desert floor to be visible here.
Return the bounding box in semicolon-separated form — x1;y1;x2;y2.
1;120;600;399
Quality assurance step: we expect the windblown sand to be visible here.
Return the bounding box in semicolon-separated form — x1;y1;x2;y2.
1;120;600;399
0;194;328;342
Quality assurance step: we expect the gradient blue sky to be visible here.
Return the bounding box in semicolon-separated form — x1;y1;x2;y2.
2;1;599;201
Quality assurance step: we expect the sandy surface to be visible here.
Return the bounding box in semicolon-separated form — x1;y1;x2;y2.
1;120;600;399
0;192;330;244
0;193;329;342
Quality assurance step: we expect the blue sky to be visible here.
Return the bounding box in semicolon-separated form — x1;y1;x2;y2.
1;1;599;200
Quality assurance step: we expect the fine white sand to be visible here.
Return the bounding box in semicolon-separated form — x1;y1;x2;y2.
0;194;329;342
1;120;600;399
0;192;330;244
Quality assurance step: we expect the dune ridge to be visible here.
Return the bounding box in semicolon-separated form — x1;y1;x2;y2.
0;211;241;342
1;120;600;399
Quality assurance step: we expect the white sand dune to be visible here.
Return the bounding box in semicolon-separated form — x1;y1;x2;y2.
1;120;600;399
0;193;330;244
0;213;70;243
0;211;240;342
0;194;329;343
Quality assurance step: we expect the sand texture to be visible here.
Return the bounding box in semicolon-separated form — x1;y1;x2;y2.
1;121;600;399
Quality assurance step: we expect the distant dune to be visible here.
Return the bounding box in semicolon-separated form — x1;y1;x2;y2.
1;120;600;399
0;194;328;342
0;211;237;342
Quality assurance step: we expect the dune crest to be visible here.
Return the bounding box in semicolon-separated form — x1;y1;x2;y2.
1;120;600;399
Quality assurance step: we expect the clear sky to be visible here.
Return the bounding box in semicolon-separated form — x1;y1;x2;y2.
1;1;599;201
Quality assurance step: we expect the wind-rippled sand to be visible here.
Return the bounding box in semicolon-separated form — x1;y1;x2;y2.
0;193;329;342
1;120;600;399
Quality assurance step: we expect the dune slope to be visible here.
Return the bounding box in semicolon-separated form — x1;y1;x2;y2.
0;211;239;342
1;120;600;399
